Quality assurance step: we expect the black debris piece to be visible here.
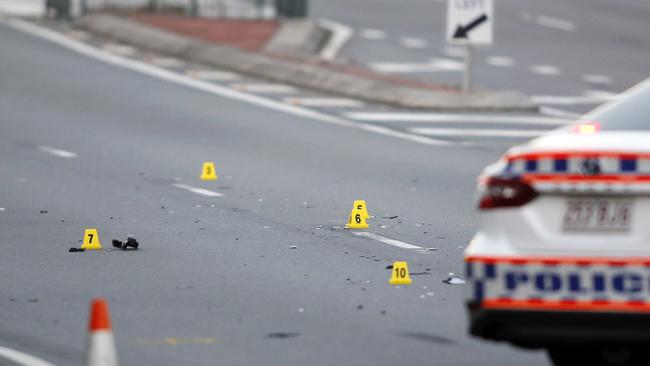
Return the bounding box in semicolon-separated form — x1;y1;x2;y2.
385;265;394;270
27;298;38;303
112;237;139;250
69;248;85;253
40;210;48;214
380;310;387;315
357;304;364;310
266;332;299;339
381;215;399;219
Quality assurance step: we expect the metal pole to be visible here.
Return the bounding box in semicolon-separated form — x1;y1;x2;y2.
462;43;472;94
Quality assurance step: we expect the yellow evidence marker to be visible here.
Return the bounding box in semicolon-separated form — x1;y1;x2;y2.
81;228;102;250
200;162;218;181
389;261;412;285
346;205;369;229
352;199;370;219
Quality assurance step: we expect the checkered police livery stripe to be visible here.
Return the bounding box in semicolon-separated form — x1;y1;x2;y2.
504;151;650;176
466;256;650;312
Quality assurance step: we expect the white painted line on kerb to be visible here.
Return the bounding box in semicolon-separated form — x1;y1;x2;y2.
486;56;514;67
0;346;56;366
318;19;353;61
187;70;241;81
148;57;184;68
359;28;386;40
38;146;77;158
400;37;428;49
102;43;136;56
353;231;422;250
409;128;548;138
172;183;223;197
530;65;562;76
344;112;568;125
5;19;451;147
231;83;297;94
535;15;576;31
532;93;618;106
284;97;364;108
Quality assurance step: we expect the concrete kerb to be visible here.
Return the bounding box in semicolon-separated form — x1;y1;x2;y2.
75;14;537;111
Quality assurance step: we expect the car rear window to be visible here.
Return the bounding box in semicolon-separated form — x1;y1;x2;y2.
588;81;650;131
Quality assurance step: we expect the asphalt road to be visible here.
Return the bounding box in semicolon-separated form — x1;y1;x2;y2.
0;17;561;366
311;0;650;115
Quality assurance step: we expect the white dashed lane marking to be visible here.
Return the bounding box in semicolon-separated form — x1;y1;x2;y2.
353;231;423;250
284;97;364;108
370;58;463;73
232;83;297;94
172;184;223;197
486;56;514;67
534;15;576;31
343;112;568;125
187;70;241;81
38;146;77;159
0;346;56;366
409;128;548;138
583;74;613;85
400;37;428;49
530;65;562;76
359;28;386;40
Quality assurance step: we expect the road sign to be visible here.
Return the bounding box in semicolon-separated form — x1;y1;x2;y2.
446;0;494;45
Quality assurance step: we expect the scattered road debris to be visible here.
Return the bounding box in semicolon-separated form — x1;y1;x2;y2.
266;332;299;339
69;248;85;253
112;237;139;250
381;215;399;219
443;273;466;285
289;245;297;249
40;210;48;214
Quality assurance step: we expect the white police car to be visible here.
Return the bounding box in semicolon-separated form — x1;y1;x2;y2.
465;79;650;366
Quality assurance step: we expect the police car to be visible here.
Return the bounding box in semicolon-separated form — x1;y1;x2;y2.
465;79;650;366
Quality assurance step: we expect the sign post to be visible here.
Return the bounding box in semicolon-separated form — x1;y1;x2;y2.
446;0;494;94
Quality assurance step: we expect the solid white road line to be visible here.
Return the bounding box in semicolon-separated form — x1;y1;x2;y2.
38;146;77;158
359;28;386;40
583;74;612;85
486;56;514;67
343;112;568;125
6;18;451;147
231;83;297;94
530;65;562;76
172;183;223;197
102;43;136;56
400;37;428;49
409;128;548;138
370;58;463;73
0;346;55;366
353;231;422;250
535;15;576;31
318;19;353;61
284;97;364;108
187;70;241;81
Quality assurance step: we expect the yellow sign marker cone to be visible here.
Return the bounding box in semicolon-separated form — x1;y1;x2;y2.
200;162;218;181
353;199;370;219
81;228;102;250
389;261;412;285
346;206;369;229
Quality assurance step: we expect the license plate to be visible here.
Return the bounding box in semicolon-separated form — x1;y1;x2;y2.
563;197;633;232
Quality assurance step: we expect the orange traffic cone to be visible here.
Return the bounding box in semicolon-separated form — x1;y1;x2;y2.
85;298;118;366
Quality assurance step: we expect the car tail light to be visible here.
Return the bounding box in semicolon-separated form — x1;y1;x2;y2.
478;177;538;210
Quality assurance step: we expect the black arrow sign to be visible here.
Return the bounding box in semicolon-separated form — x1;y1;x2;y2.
453;14;488;39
